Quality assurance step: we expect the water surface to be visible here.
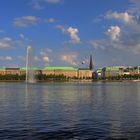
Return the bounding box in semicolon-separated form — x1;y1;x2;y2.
0;82;140;139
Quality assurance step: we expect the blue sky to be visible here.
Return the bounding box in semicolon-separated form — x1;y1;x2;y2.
0;0;140;68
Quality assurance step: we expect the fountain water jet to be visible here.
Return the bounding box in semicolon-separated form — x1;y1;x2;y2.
26;46;36;83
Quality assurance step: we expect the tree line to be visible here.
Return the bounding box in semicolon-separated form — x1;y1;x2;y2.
95;74;140;81
0;74;69;81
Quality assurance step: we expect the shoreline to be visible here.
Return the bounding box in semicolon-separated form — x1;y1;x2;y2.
0;79;140;83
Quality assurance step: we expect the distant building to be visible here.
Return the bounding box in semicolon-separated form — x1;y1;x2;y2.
42;66;78;78
42;66;93;79
94;66;140;79
5;68;20;75
20;67;42;75
0;68;5;75
78;68;93;79
102;66;124;78
94;69;102;79
0;66;93;79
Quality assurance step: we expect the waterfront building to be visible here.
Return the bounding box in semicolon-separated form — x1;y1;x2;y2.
94;69;102;79
5;68;20;75
42;66;78;78
78;68;93;79
42;66;93;79
94;66;140;79
20;67;42;75
0;68;5;75
0;66;93;79
102;66;124;78
124;66;140;75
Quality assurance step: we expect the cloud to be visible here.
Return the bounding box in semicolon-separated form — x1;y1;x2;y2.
90;40;106;50
90;25;140;54
67;27;81;44
57;25;66;32
31;0;62;10
90;26;122;50
105;11;134;24
57;25;81;44
46;0;62;4
91;1;140;57
45;18;57;23
107;25;121;41
17;56;26;61
0;56;13;61
13;16;40;27
31;0;44;10
40;48;53;65
19;34;25;39
61;53;78;66
43;56;49;63
40;48;52;56
0;37;12;48
0;36;28;49
129;0;140;14
34;56;41;61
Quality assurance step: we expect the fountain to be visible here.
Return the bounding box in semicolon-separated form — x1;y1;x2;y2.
26;46;36;83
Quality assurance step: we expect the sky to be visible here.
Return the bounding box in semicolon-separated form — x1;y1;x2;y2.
0;0;140;69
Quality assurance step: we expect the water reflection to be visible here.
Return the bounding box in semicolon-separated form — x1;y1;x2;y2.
0;82;140;139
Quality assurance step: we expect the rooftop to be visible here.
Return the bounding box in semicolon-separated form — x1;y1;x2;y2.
44;66;78;70
20;67;41;70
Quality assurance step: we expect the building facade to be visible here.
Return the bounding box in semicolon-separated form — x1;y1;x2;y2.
95;66;140;79
0;66;93;79
42;66;93;79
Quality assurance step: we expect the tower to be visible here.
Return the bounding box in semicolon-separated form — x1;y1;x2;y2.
89;55;93;70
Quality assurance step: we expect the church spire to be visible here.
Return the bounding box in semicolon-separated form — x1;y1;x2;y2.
89;55;93;70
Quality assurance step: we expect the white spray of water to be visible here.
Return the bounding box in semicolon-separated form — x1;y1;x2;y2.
26;46;36;83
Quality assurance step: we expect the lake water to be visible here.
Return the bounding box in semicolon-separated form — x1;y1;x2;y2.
0;82;140;139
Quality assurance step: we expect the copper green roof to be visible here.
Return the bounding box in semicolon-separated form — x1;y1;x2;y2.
105;66;122;71
20;67;40;70
44;66;78;70
0;68;5;70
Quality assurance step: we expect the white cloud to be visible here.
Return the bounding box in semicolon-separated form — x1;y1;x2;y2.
107;26;121;41
0;37;12;48
57;25;81;44
46;0;62;4
5;56;13;61
45;18;57;23
61;53;78;66
40;48;52;65
13;16;40;27
31;0;44;10
31;0;62;10
90;40;106;50
105;11;134;24
57;25;66;32
43;56;49;62
0;36;27;49
0;56;13;61
67;27;81;44
40;48;52;56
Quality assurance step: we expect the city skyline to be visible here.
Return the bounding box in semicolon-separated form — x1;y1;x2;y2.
0;0;140;68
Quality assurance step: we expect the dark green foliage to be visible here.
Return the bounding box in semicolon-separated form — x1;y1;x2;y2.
0;74;26;81
94;74;140;81
35;74;68;81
